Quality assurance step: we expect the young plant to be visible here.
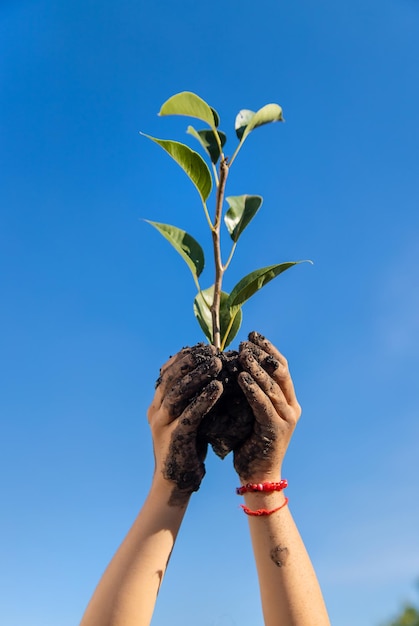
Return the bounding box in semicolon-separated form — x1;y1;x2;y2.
142;91;309;351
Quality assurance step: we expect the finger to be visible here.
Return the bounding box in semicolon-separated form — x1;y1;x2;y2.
239;347;291;419
157;344;219;399
178;379;223;433
159;343;218;379
239;345;275;391
242;338;298;409
163;356;222;418
153;346;221;421
153;351;195;412
240;338;280;374
157;351;196;397
237;371;277;427
157;348;190;383
248;331;288;367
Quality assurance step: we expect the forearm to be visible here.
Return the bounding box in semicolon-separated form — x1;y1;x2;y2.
244;490;330;626
80;478;189;626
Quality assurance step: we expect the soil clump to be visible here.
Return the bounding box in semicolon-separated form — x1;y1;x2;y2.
196;347;254;458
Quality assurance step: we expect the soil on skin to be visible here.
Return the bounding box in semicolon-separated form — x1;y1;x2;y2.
196;348;254;459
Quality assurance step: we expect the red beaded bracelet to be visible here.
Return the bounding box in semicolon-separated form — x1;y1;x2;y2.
236;479;288;495
241;497;289;516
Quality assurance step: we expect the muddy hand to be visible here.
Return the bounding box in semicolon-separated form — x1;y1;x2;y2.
148;344;223;505
234;332;301;482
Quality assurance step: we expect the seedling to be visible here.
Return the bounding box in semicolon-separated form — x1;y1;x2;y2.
143;91;309;351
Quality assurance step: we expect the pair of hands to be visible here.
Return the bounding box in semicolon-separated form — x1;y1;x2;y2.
147;332;301;506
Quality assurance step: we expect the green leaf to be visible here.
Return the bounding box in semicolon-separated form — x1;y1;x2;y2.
159;91;219;130
193;287;213;342
235;104;283;142
220;296;242;348
210;107;220;128
194;286;242;348
228;261;310;315
145;220;205;280
187;126;227;164
235;109;255;140
142;134;212;202
224;195;263;242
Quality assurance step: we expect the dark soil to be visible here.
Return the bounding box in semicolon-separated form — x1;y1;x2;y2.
197;348;254;459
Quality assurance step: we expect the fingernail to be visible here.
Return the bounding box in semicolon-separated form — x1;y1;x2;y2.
250;330;266;342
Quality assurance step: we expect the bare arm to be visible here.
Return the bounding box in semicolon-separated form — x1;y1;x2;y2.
80;345;223;626
235;332;330;626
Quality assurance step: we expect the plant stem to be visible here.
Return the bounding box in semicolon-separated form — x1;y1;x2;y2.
223;241;237;271
211;162;219;187
202;201;213;229
227;136;245;168
211;158;229;349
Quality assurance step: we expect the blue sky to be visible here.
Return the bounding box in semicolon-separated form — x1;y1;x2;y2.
1;1;419;625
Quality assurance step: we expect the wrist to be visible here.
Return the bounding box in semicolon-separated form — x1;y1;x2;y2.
151;472;195;508
238;470;283;485
237;479;287;494
242;489;287;505
237;477;288;514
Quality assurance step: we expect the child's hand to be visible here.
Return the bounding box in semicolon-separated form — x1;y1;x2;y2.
233;332;301;483
148;345;223;505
